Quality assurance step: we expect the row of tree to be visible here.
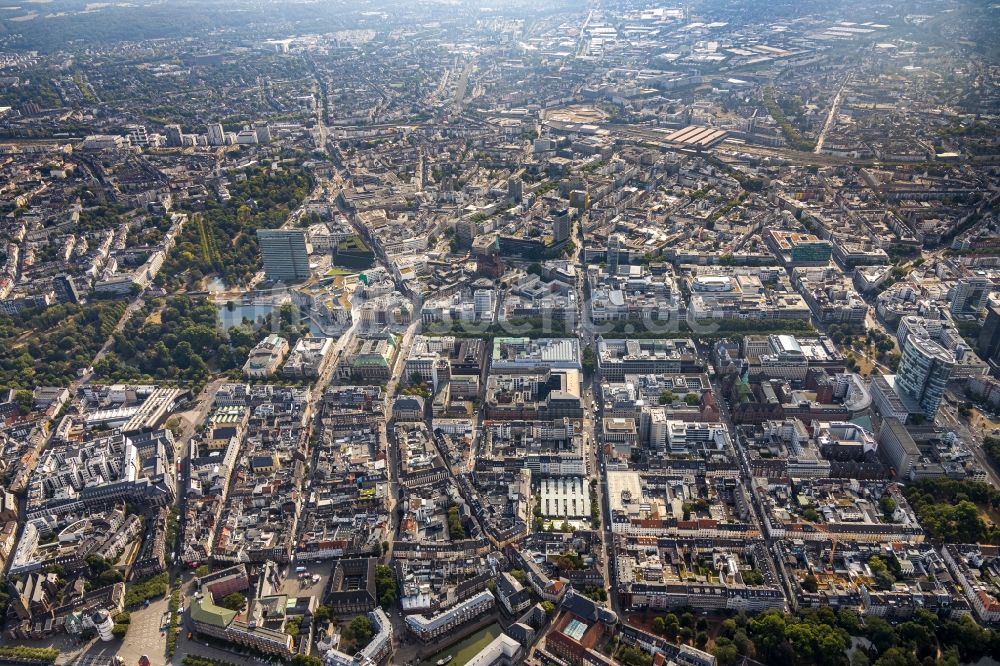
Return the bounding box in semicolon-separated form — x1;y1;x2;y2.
762;86;817;152
374;564;397;609
647;605;1000;666
984;435;1000;467
0;645;60;663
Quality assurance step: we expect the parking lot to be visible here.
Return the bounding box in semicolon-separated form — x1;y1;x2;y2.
279;559;333;599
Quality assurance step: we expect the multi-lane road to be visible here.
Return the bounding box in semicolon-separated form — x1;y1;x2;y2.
938;398;1000;488
813;73;851;154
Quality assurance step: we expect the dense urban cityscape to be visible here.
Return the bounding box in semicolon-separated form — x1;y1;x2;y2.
0;1;999;666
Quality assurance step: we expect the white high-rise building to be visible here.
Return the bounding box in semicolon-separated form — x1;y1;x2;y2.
474;289;494;320
257;229;312;282
254;122;272;143
207;123;226;146
896;335;955;420
951;274;992;316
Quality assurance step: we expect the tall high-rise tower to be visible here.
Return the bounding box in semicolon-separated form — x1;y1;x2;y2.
895;335;955;420
607;234;623;274
951;274;991;316
164;124;184;147
207;123;226;146
257;229;312;282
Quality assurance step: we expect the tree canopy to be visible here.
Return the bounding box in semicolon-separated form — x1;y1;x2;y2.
95;295;273;389
0;301;125;388
903;479;1000;544
219;592;246;611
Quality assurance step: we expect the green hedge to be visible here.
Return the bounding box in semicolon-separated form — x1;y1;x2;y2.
0;646;59;663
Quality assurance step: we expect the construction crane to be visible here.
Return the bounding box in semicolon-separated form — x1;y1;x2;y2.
793;516;839;571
